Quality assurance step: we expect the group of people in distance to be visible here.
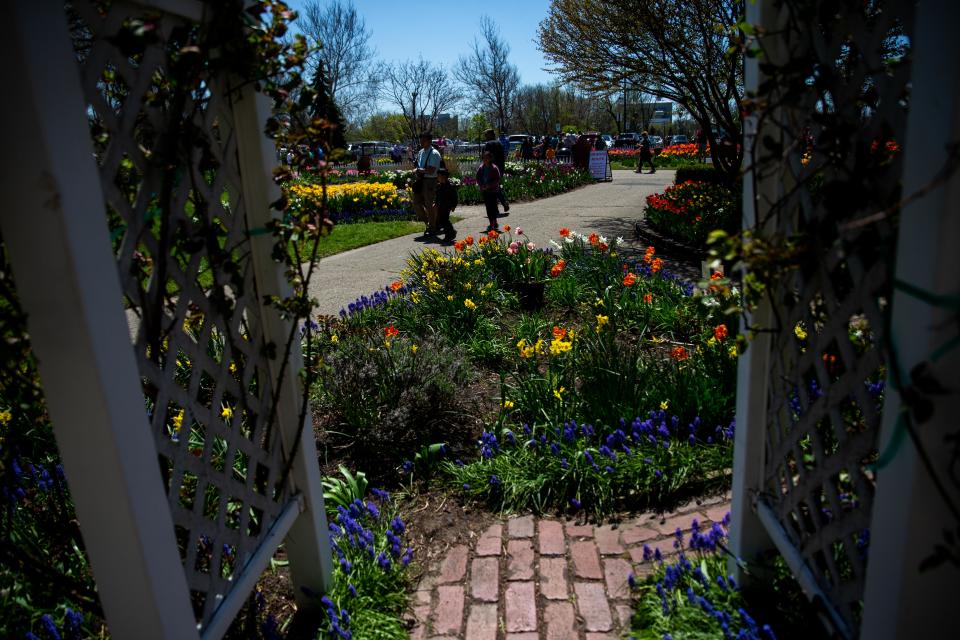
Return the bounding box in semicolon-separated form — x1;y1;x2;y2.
411;128;512;241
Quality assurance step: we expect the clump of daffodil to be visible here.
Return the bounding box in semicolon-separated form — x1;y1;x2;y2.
595;314;609;332
516;338;544;359
794;321;808;341
553;386;566;401
220;405;233;421
464;298;477;310
502;399;514;410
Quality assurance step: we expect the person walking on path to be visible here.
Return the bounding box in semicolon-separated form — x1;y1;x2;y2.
434;168;458;243
696;126;708;164
635;130;656;174
413;131;442;235
476;151;502;233
483;128;510;214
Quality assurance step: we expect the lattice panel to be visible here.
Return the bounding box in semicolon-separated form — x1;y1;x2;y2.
69;1;292;626
753;1;915;634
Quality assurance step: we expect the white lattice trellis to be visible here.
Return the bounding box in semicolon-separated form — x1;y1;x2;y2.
0;2;331;638
732;1;960;637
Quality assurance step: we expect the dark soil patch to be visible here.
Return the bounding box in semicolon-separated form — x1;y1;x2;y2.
398;487;500;588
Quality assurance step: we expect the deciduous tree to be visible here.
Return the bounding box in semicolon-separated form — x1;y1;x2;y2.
538;0;745;179
455;16;521;133
379;58;462;142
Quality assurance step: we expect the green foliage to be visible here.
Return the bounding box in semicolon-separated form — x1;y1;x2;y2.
318;491;412;640
674;166;732;185
323;466;369;516
457;163;594;205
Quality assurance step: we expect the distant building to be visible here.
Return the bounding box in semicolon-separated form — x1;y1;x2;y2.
644;102;673;127
435;113;458;132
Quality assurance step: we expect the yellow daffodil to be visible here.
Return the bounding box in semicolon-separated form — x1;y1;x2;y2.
660;400;669;410
221;405;233;420
553;386;566;400
549;338;573;356
172;409;184;430
411;292;421;304
229;362;238;375
330;334;339;344
0;410;11;426
464;298;477;310
502;400;515;409
595;314;609;332
411;344;418;354
728;345;739;359
794;322;808;340
447;295;454;301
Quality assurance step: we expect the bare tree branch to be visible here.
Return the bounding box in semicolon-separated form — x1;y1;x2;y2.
379;58;463;142
455;16;521;133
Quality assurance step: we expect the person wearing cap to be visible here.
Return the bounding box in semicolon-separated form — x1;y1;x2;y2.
414;131;443;235
434;168;458;243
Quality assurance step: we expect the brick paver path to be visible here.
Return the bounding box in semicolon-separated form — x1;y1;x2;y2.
409;493;731;639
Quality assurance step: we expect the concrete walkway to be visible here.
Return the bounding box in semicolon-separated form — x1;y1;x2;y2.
408;494;731;640
308;170;677;316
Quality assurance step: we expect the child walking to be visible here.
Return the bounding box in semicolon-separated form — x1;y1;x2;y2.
434;168;458;243
476;151;502;233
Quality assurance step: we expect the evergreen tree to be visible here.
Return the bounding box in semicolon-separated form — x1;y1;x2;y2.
308;61;347;153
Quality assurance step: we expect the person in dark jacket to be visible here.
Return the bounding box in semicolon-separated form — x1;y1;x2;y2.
476;151;502;233
482;128;510;213
434;169;458;243
636;131;656;174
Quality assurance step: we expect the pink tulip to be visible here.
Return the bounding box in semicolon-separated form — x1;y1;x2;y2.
516;227;524;235
527;242;536;251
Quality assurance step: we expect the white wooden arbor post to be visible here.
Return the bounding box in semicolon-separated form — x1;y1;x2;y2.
1;1;332;638
727;0;780;578
860;0;960;635
0;2;198;637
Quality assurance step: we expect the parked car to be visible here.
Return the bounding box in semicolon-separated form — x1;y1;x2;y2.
670;134;690;145
601;134;615;148
615;132;640;147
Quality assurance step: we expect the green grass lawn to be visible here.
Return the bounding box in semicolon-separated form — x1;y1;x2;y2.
298;216;464;260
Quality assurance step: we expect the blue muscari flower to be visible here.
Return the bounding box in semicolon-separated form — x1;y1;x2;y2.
505;430;516;445
340;559;352;572
628;573;637;589
371;488;390;502
605;465;615;474
642;544;652;562
584;450;594;464
378;551;392;570
402;460;414;473
654;548;662;562
762;624;777;640
523;423;532;436
570;498;581;510
722;512;732;527
390;516;406;535
348;584;358;597
462;483;470;490
687;586;696;603
455;458;464;467
402;547;414;566
366;501;380;519
489;475;500;486
25;633;41;640
479;431;500;459
560;457;569;469
654;469;662;478
688;434;697;445
550;443;561;456
717;574;728;590
562;422;576;442
728;574;738;590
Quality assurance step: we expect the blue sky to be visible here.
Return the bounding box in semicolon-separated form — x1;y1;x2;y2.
285;0;557;87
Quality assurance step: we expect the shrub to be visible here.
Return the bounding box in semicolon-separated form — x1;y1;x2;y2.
674;166;731;185
644;180;740;246
312;328;474;465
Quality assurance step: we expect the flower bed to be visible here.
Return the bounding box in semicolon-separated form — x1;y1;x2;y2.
286;180;414;223
609;144;710;169
309;229;740;517
644;180;740;246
